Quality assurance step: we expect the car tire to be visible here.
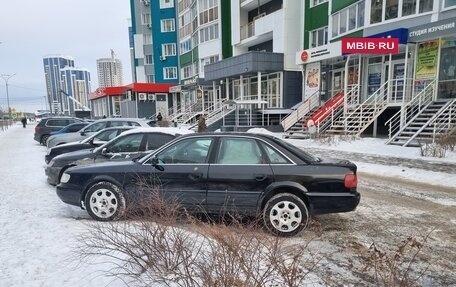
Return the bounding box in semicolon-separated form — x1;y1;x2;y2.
85;181;126;221
263;193;309;237
41;134;50;145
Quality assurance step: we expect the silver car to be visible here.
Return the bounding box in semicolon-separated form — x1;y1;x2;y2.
46;118;155;148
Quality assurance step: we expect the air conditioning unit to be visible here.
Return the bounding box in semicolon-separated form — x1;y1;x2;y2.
142;0;150;6
146;23;152;29
138;93;147;101
148;94;155;101
159;55;167;61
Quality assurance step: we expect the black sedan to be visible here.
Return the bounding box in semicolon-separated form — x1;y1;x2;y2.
46;127;193;185
56;133;360;237
45;126;136;164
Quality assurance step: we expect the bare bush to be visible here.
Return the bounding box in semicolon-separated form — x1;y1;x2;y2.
360;234;433;287
76;181;324;287
419;142;447;158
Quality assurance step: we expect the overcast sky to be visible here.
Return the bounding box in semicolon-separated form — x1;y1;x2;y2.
0;0;132;113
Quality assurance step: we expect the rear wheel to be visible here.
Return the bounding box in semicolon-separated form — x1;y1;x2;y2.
263;193;309;237
85;181;126;221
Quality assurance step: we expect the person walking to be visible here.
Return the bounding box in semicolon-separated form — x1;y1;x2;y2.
21;117;27;128
156;112;163;121
197;114;207;133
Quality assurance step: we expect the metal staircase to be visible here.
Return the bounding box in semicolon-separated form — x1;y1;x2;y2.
281;91;320;138
386;80;437;146
387;95;456;146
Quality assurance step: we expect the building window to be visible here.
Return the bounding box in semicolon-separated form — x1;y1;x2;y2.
160;0;174;9
181;65;193;79
310;0;328;7
199;0;218;26
179;11;192;38
332;1;365;37
199;24;219;43
143;34;152;45
180;38;192;54
372;0;433;23
142;13;151;25
162;43;176;56
444;0;456;8
147;75;155;83
161;19;175;32
164;67;177;79
310;27;328;48
200;55;219;73
145;55;153;65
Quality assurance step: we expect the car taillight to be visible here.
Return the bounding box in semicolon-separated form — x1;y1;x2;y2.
344;173;357;189
35;126;41;132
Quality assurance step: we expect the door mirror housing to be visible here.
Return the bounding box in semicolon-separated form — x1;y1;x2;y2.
151;156;164;171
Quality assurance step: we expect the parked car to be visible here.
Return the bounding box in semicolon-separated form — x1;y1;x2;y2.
49;122;90;136
45;126;137;164
46;118;156;148
47;127;193;185
56;132;359;236
34;116;86;145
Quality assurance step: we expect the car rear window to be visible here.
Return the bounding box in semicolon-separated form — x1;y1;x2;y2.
273;139;319;163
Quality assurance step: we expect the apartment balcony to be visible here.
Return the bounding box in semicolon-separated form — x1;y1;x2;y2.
239;9;282;47
240;0;274;11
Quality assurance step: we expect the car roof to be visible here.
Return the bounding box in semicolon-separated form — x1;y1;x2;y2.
176;131;277;140
120;127;194;136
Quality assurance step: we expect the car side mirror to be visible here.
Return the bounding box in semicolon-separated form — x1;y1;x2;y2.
80;130;86;136
101;147;108;155
151;156;164;171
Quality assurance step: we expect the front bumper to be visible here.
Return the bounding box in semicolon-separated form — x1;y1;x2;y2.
45;165;62;186
56;182;84;208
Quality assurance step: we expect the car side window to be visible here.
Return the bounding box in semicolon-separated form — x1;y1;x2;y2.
109;121;129;127
156;138;212;164
145;134;175;150
85;122;107;133
68;124;84;132
259;142;291;164
46;119;67;127
94;130;118;141
108;134;144;153
216;138;264;164
129;121;141;127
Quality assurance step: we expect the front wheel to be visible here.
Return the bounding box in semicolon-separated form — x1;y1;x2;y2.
85;181;126;221
263;193;309;237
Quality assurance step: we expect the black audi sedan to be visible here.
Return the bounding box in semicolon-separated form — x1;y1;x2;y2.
56;132;359;237
46;127;193;185
45;126;136;164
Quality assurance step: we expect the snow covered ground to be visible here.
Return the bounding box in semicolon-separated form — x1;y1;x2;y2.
0;123;454;286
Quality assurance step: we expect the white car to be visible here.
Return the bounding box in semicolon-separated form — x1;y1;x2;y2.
46;118;155;148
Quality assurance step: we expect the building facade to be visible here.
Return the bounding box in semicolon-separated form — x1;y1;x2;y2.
60;67;91;115
43;55;75;114
96;57;123;88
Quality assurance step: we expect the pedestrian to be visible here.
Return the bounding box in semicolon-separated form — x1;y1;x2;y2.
157;112;163;121
102;115;107;119
197;114;207;133
21;117;27;128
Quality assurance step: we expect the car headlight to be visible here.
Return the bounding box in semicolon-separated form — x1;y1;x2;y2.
46;148;52;155
60;172;71;183
48;159;55;166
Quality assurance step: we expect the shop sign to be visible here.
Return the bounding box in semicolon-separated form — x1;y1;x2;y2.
416;40;439;79
169;85;181;93
304;62;320;100
296;41;342;65
409;18;456;42
367;28;408;44
342;38;399;54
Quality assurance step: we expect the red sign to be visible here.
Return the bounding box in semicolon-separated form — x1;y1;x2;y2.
300;51;309;62
342;38;399;54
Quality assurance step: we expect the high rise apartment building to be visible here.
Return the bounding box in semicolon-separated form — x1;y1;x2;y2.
96;57;123;88
43;55;91;115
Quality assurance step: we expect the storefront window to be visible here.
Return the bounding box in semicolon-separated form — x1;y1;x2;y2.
438;38;456;99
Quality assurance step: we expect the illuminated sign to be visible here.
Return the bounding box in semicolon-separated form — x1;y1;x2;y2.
342;38;399;54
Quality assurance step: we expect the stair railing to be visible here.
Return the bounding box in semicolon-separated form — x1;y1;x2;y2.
429;99;456;143
385;79;436;142
281;90;320;132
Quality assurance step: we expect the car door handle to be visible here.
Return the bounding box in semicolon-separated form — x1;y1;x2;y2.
254;174;267;181
189;173;203;181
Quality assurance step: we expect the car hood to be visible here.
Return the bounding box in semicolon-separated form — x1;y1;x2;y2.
67;160;138;174
53;149;96;162
50;132;86;143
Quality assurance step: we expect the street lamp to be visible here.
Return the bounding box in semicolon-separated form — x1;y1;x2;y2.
1;73;16;120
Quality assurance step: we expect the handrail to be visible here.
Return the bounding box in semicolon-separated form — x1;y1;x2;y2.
429;99;456;143
310;90;345;126
385;79;436;141
281;90;320;132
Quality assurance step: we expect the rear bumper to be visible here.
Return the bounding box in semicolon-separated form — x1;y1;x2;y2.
307;191;360;215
